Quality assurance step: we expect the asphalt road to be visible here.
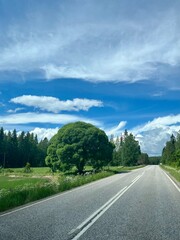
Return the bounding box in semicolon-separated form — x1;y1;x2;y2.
0;166;179;240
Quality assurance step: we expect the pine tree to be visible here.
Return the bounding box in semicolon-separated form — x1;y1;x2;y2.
37;138;49;167
161;134;176;165
122;133;141;166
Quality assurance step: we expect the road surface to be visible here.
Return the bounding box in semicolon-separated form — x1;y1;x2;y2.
0;166;179;240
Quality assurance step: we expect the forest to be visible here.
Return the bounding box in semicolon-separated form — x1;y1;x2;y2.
0;127;49;168
0;122;164;170
161;133;180;167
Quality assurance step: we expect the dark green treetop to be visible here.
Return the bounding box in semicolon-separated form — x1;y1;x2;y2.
45;121;114;173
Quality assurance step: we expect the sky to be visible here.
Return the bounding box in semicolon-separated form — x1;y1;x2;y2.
0;0;180;156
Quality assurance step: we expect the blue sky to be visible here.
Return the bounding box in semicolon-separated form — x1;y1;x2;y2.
0;0;180;155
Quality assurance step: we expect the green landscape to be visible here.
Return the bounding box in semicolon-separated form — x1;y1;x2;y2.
0;121;179;212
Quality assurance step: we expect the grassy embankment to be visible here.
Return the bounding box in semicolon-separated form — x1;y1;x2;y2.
0;165;144;212
161;165;180;182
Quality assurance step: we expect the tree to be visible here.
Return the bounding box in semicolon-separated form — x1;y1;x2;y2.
161;134;176;165
175;131;180;150
0;127;5;167
18;131;26;167
138;153;149;165
37;138;49;167
121;131;141;166
149;156;161;165
45;122;114;173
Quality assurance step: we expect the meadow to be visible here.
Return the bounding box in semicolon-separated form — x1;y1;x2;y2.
0;165;144;212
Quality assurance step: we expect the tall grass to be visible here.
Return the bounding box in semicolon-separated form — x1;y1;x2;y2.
0;165;145;212
0;171;113;212
161;165;180;182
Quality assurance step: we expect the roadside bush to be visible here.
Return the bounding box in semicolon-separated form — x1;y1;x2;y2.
23;162;32;173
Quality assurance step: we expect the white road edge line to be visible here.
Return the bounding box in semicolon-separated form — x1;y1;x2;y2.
162;169;180;193
70;173;144;240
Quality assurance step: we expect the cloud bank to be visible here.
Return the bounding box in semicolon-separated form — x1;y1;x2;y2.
0;112;101;126
104;114;180;156
0;0;179;85
10;95;103;113
132;115;180;155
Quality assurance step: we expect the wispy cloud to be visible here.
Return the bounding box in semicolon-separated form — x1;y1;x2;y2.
0;0;179;86
0;102;5;107
0;112;101;126
132;114;180;133
10;95;103;113
105;121;127;136
151;91;164;97
7;107;24;113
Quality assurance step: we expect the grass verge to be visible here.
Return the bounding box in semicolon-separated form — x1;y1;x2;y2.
161;165;180;182
0;165;145;213
0;171;113;212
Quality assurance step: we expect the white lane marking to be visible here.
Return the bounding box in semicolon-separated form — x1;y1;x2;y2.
68;186;127;235
162;170;180;193
70;173;144;240
131;175;140;183
73;186;127;233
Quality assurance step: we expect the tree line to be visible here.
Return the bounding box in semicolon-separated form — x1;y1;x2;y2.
161;133;180;167
110;130;143;166
110;130;159;166
0;127;49;168
0;122;160;171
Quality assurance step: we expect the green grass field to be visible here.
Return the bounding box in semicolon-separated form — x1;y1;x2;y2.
1;167;51;175
0;165;145;212
0;176;49;190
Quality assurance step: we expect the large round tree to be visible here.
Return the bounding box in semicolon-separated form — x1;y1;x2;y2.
45;121;114;173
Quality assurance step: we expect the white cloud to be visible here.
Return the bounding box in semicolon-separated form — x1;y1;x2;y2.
105;121;127;136
132;114;180;134
0;1;179;86
0;112;101;126
10;95;103;113
30;127;59;140
7;107;24;113
151;92;164;97
131;114;180;156
104;115;180;156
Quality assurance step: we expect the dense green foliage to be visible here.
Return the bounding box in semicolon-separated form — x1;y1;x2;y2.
122;133;141;166
148;156;161;165
111;130;143;166
161;133;180;167
46;122;114;173
0;127;49;168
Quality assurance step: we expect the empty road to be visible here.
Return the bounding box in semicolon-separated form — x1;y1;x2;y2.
0;166;179;240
